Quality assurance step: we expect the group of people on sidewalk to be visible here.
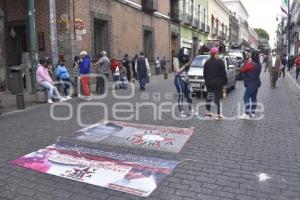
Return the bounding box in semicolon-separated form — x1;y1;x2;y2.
36;50;154;103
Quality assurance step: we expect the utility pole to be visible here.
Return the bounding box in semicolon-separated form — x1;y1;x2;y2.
49;0;58;65
287;0;291;54
28;0;38;87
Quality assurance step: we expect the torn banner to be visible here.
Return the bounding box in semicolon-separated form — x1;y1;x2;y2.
11;142;178;197
70;120;194;153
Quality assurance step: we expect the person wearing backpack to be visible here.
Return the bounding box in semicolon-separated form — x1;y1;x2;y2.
279;54;287;79
295;54;300;80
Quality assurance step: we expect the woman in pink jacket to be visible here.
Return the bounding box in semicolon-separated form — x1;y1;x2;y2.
36;58;66;104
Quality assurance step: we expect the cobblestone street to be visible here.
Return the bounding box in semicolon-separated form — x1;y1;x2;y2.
0;72;300;200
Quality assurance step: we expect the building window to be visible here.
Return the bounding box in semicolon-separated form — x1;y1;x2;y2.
38;32;45;51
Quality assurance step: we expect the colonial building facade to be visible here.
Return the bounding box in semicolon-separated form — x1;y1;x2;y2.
173;0;209;58
208;0;230;46
0;0;172;91
290;0;300;56
222;0;249;49
228;11;239;48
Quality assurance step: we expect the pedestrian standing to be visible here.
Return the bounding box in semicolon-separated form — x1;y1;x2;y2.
160;56;167;74
131;54;138;81
55;56;73;100
79;51;92;101
135;52;150;90
73;55;81;97
204;47;228;120
295;54;300;80
155;57;161;75
239;51;262;120
94;51;110;94
36;58;66;104
122;54;131;82
265;50;281;89
174;48;196;118
288;54;295;72
111;57;121;82
279;54;287;79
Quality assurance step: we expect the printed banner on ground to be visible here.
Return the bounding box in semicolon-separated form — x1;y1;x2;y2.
11;142;178;197
70;121;194;153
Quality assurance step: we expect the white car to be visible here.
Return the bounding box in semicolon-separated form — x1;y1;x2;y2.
188;55;237;96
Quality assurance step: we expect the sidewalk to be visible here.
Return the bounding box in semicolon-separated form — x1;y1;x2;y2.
0;73;169;114
0;92;36;114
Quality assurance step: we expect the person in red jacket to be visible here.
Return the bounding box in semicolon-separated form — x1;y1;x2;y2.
239;51;262;120
295;54;300;80
111;58;121;82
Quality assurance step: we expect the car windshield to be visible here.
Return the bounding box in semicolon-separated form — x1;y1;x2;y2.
228;51;243;60
191;56;209;68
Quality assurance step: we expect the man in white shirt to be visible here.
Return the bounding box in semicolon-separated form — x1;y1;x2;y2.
265;50;281;89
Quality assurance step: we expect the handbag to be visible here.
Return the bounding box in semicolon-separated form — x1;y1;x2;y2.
181;76;189;83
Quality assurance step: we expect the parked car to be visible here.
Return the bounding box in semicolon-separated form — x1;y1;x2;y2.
188;55;237;97
227;49;246;80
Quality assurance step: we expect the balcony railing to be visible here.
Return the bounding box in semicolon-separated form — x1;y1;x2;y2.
183;14;192;26
218;31;226;39
170;2;181;22
141;0;158;13
212;28;218;36
205;25;210;33
199;22;205;32
192;19;199;29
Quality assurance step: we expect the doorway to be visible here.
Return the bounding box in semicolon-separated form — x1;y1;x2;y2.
7;25;28;66
171;35;178;71
143;29;153;60
94;19;109;58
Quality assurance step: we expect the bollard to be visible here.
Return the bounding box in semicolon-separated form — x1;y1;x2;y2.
164;72;168;79
16;94;25;110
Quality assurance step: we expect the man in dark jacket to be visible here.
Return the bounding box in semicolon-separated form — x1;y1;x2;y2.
135;52;150;90
122;54;131;82
287;54;294;72
131;54;138;81
239;51;262;120
204;47;228;120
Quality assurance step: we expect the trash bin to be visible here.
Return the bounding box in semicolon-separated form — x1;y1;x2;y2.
8;66;25;110
8;66;24;95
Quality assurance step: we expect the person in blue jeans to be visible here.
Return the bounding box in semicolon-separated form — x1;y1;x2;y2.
174;48;197;118
239;51;262;120
56;57;73;100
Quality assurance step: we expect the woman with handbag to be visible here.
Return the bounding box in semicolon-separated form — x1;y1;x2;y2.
174;48;196;118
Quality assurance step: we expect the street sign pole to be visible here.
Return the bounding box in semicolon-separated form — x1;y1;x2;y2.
288;0;291;54
49;0;58;65
28;0;38;89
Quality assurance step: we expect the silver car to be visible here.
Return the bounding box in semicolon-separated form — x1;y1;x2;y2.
188;55;237;95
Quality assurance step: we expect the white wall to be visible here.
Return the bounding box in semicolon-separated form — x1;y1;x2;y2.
208;0;230;40
222;0;249;45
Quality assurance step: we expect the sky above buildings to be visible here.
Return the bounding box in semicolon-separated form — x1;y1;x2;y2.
241;0;283;48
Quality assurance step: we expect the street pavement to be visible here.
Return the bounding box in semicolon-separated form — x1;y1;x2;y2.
0;71;300;200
